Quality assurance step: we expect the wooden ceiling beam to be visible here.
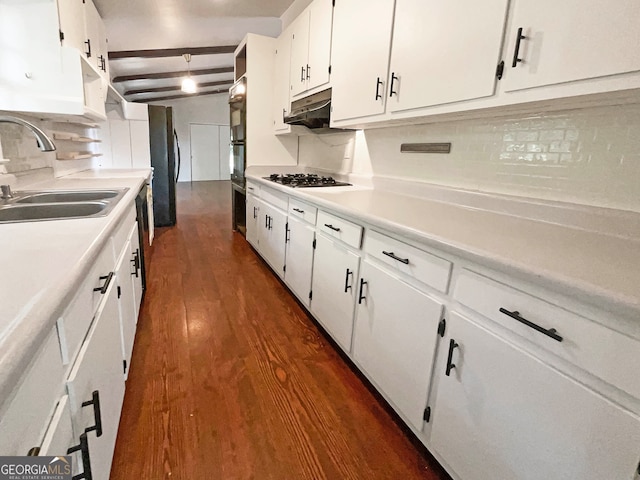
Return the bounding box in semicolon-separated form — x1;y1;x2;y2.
109;45;238;60
112;66;234;83
135;89;229;103
124;80;233;96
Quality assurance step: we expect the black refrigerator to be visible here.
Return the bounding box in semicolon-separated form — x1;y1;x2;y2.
148;105;177;227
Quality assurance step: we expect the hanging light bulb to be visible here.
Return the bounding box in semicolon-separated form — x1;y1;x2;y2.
181;53;197;93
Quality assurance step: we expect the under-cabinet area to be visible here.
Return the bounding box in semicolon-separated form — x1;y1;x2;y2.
245;175;640;480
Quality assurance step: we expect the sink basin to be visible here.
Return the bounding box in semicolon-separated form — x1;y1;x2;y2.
0;202;109;223
15;190;120;204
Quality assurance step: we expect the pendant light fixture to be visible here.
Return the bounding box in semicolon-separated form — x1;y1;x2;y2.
181;53;197;94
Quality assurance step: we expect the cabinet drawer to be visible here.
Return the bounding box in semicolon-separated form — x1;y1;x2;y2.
260;186;288;212
365;230;451;293
58;244;115;366
246;181;260;197
111;204;136;261
288;198;317;225
317;210;363;249
454;269;640;399
0;330;64;455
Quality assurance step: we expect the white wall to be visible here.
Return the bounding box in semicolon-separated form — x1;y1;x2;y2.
299;104;640;212
150;93;230;182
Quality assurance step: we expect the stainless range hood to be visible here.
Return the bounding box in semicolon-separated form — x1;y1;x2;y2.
284;88;350;132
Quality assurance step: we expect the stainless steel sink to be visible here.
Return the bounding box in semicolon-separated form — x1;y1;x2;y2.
0;202;108;222
15;190;120;204
0;188;129;223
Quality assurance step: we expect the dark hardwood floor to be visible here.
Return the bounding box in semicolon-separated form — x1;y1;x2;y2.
110;181;450;480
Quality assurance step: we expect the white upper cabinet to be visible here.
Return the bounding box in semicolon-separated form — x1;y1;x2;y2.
306;0;333;91
273;24;294;133
502;0;640;92
387;0;509;112
57;0;86;53
289;0;333;98
84;0;109;78
330;0;394;122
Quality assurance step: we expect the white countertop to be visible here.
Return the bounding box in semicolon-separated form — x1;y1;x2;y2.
0;168;150;403
246;170;640;322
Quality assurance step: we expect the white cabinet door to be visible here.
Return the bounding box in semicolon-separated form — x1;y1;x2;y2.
430;311;640;480
115;241;136;379
284;216;315;307
257;201;287;278
274;27;293;133
388;0;509;112
83;0;101;69
306;0;333;91
353;260;443;431
57;0;86;53
290;11;310;97
66;277;125;480
330;0;394;122
310;233;360;352
246;194;260;248
503;0;640;92
128;222;143;321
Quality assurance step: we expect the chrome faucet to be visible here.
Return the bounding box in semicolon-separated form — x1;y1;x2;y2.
0;184;12;199
0;115;56;152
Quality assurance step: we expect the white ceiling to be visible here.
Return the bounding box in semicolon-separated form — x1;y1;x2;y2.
95;0;296;101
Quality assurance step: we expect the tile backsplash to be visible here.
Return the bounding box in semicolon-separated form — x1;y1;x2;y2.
299;104;640;212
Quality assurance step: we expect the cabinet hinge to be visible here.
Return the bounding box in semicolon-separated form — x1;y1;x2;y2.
59;30;65;42
328;65;332;74
312;238;316;249
423;406;431;423
123;359;127;374
332;0;335;6
283;265;286;273
117;286;122;299
438;318;446;337
309;290;313;300
496;60;505;80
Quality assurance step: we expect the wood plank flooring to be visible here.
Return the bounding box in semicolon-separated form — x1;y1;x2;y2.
110;181;451;480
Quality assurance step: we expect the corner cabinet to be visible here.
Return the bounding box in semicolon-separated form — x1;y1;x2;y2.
289;0;333;98
430;311;640;480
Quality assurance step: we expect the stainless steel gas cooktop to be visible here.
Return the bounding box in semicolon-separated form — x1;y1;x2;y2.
264;173;351;188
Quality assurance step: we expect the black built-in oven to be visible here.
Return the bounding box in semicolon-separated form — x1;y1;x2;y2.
229;78;246;188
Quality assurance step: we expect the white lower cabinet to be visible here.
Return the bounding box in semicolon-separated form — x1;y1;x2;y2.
310;233;360;352
129;222;143;321
284;215;315;306
115;238;136;379
257;200;287;278
430;311;640;480
38;395;74;457
246;193;260;248
353;259;443;431
66;267;125;480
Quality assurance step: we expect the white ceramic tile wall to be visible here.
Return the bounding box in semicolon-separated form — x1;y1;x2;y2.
299;104;640;212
